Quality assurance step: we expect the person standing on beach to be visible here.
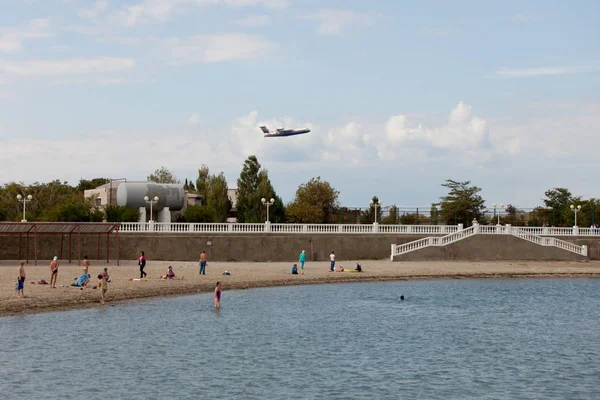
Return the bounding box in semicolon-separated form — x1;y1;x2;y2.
16;261;26;298
139;251;147;278
82;255;90;275
97;274;108;304
299;250;307;274
199;250;207;275
214;281;222;309
50;256;59;288
101;267;110;282
329;251;335;272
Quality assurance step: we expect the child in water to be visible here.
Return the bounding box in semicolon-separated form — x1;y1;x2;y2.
214;282;222;309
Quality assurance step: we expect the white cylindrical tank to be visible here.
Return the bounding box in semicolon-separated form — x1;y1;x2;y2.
116;183;185;211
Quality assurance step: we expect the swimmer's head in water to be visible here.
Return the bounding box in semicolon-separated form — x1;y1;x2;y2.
400;295;404;300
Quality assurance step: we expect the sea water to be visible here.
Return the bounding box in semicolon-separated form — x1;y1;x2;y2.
1;279;599;399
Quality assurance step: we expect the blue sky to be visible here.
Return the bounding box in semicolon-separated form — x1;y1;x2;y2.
0;0;598;209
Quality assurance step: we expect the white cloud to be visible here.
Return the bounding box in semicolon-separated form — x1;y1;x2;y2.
301;9;381;35
78;0;110;18
187;114;201;125
0;57;135;76
496;66;592;78
0;18;53;53
158;34;274;64
382;102;489;155
111;0;288;26
234;14;269;27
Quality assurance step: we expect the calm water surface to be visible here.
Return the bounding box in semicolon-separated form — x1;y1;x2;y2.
1;279;600;399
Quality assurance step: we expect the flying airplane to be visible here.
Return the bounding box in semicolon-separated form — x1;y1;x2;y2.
260;126;310;138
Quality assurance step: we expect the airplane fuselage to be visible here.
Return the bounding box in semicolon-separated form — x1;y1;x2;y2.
264;129;310;138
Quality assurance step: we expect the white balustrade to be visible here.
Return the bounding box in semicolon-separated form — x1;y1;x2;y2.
114;223;600;238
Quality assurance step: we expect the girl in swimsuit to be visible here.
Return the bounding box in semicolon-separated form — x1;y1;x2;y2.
214;281;222;310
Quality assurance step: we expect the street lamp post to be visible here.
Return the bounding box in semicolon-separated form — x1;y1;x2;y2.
370;199;381;223
570;204;582;226
261;198;275;222
492;203;504;225
16;194;33;222
144;196;159;222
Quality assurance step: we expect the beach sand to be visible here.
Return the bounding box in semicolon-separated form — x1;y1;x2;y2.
2;259;600;317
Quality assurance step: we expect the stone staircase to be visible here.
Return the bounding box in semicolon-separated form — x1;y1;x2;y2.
391;224;588;260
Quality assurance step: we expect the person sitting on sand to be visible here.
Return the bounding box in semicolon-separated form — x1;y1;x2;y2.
292;264;298;275
355;263;362;272
166;266;175;279
72;273;90;287
339;266;344;272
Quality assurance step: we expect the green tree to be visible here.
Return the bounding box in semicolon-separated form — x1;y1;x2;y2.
206;172;231;222
439;179;485;226
147;166;179;184
75;178;110;192
542;188;584;227
430;204;439;225
195;165;210;200
183;205;216;222
194;165;231;222
381;205;398;224
105;205;140;222
286;177;339;223
235;156;283;223
235;156;262;223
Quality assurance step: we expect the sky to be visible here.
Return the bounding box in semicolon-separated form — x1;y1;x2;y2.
0;0;598;210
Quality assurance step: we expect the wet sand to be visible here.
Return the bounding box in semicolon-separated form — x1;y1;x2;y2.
2;259;600;317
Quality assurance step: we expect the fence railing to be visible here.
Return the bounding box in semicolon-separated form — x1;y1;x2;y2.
117;222;462;234
116;222;600;235
512;228;588;256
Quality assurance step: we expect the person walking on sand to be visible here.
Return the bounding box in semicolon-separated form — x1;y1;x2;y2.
199;250;207;275
329;251;335;272
97;274;108;304
50;256;59;288
299;250;307;274
214;281;222;309
82;255;90;274
16;261;26;298
139;251;147;278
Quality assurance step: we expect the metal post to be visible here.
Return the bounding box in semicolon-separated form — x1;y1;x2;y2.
69;232;72;264
18;233;22;261
34;225;37;266
77;224;81;266
116;227;120;266
416;208;419;225
26;232;29;264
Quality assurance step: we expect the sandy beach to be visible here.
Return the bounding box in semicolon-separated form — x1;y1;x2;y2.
2;259;600;317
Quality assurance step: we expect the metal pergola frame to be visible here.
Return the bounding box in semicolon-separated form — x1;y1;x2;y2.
0;222;120;266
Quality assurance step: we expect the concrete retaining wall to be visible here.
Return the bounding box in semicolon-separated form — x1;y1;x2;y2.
0;233;596;262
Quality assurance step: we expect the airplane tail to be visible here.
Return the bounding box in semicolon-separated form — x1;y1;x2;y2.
260;126;270;134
